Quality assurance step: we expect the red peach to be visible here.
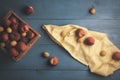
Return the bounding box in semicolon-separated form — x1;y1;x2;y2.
49;57;59;66
2;33;9;42
76;29;85;38
9;16;17;23
20;24;29;32
4;19;11;26
25;6;34;15
112;52;120;61
18;42;27;52
27;31;35;38
84;37;95;46
10;48;19;57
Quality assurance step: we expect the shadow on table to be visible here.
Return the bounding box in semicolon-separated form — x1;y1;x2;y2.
0;49;15;66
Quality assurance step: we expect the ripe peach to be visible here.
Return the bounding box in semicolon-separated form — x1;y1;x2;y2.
9;16;17;23
27;31;35;39
10;48;19;57
84;37;95;46
21;32;27;37
112;52;120;61
100;50;106;56
42;52;50;58
24;6;34;15
89;8;96;15
0;26;4;32
4;19;11;26
49;57;59;66
17;42;27;52
20;24;29;32
19;38;28;44
2;33;9;42
76;29;85;38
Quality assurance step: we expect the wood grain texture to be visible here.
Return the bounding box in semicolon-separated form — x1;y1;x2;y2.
0;0;120;80
0;70;120;80
0;0;120;19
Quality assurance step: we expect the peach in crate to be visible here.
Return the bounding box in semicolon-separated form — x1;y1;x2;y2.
0;11;40;61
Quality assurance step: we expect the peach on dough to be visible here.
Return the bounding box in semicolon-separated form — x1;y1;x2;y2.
84;37;95;46
100;50;106;56
112;52;120;61
76;28;86;38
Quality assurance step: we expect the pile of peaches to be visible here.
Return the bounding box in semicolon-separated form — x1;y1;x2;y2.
0;15;35;57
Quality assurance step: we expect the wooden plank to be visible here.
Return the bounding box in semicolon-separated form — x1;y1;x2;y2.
1;0;120;19
91;0;120;19
0;70;120;80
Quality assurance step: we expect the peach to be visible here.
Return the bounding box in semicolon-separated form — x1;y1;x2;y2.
17;42;27;52
27;31;35;39
9;16;17;23
42;52;50;58
76;29;85;38
2;33;9;42
0;26;4;32
100;50;106;56
10;48;19;57
89;8;96;15
24;6;34;15
49;57;59;66
7;27;12;33
21;32;27;37
10;40;17;46
84;37;95;46
20;24;29;32
4;19;11;26
112;52;120;61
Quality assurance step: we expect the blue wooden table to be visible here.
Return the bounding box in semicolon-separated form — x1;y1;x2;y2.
0;0;120;80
